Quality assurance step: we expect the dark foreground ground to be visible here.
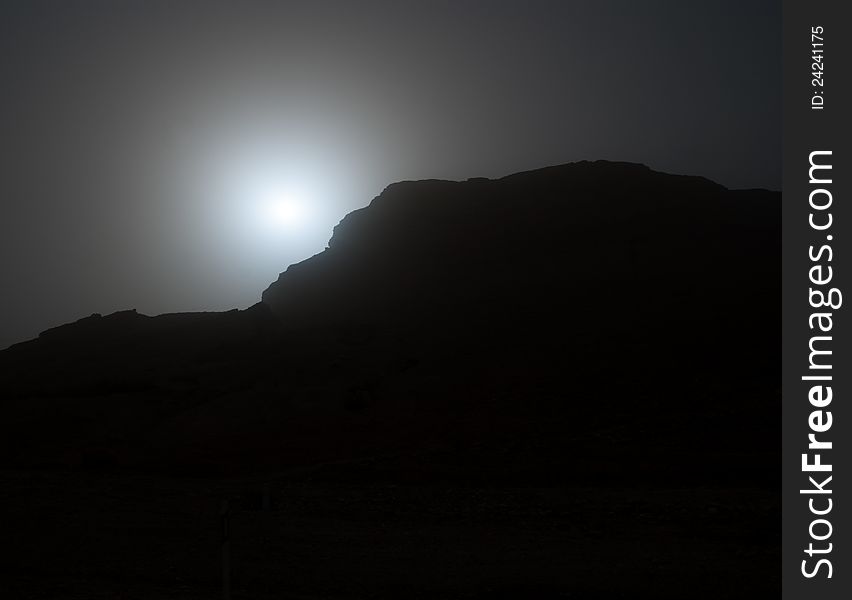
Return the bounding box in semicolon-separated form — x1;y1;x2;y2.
1;466;778;600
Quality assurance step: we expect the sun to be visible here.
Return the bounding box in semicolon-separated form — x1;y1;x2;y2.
262;194;304;227
251;178;311;233
202;142;332;246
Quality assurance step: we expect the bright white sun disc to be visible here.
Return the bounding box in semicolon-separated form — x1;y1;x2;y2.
264;197;303;226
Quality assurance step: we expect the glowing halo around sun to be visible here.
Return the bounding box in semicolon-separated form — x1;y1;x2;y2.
257;188;308;230
185;121;369;278
229;160;318;236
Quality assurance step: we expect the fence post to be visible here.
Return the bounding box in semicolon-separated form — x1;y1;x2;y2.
220;499;231;600
262;482;271;512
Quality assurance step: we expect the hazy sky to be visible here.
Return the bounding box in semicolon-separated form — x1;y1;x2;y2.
0;0;780;348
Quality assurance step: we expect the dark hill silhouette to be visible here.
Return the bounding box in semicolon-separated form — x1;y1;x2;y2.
0;160;778;480
0;161;779;598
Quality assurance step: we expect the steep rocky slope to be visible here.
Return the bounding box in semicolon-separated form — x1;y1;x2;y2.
0;161;779;481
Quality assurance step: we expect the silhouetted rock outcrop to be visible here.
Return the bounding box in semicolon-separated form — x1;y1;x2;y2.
0;161;778;481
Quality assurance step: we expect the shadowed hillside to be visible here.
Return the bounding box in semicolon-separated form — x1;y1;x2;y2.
0;160;779;479
0;161;779;598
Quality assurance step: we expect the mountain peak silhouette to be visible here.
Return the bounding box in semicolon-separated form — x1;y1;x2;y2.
0;161;778;481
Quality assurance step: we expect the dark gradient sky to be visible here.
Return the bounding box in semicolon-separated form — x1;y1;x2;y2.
0;0;780;349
